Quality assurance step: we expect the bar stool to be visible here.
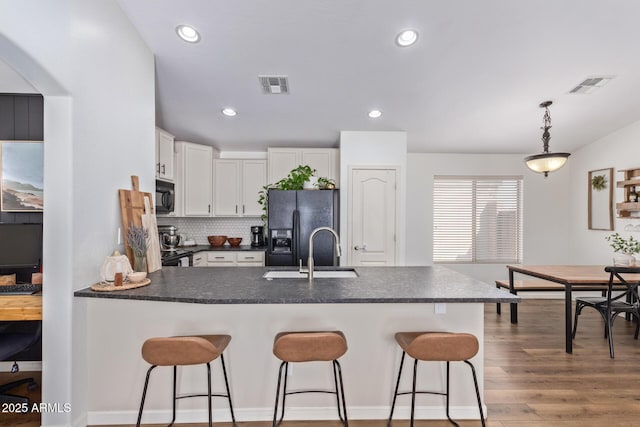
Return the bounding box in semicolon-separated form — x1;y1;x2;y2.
387;332;485;427
136;334;236;427
272;331;349;427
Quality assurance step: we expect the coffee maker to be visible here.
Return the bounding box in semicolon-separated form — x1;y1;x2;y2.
250;225;264;247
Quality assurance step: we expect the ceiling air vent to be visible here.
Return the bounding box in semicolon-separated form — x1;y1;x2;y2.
569;76;614;94
259;75;289;95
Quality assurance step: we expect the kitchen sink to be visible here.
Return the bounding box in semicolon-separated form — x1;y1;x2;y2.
263;269;359;279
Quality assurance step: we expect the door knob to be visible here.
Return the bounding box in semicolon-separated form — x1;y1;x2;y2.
354;245;366;251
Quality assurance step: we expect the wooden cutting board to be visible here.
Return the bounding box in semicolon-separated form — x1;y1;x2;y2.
142;195;162;272
118;176;159;271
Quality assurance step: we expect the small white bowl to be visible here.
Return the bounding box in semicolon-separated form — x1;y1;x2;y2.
128;271;147;283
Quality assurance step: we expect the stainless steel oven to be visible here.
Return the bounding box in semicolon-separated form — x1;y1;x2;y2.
161;249;193;266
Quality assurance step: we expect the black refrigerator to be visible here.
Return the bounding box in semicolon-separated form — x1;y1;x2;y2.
267;189;339;266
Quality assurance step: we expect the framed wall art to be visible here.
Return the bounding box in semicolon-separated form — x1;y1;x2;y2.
1;142;44;212
588;167;613;230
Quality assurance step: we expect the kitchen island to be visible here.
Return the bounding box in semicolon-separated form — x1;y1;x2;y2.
74;266;517;425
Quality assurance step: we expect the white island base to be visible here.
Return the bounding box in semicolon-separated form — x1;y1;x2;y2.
82;298;486;425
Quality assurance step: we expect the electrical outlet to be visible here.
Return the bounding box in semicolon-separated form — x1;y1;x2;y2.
434;303;447;314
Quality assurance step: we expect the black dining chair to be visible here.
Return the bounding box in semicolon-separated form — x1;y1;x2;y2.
572;266;640;358
0;321;41;404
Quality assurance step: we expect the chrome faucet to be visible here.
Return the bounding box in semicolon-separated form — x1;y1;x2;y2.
307;227;341;284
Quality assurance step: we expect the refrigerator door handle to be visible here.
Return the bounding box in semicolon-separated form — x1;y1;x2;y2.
293;209;300;264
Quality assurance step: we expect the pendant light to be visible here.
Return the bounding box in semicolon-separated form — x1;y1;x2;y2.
524;101;570;177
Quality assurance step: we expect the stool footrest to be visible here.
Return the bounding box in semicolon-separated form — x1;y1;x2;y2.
176;392;232;400
395;390;447;398
285;389;339;396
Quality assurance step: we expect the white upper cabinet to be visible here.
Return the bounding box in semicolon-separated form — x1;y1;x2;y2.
175;141;215;217
155;127;175;182
213;159;266;217
267;147;339;186
242;160;267;216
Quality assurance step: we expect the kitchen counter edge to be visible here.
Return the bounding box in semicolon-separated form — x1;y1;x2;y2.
74;265;520;305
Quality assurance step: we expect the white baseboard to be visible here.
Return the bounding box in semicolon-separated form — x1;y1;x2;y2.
87;404;487;425
0;361;42;372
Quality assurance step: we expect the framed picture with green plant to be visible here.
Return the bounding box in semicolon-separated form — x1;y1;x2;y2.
588;168;613;231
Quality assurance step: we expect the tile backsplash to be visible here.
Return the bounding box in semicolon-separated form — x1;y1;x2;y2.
157;217;264;245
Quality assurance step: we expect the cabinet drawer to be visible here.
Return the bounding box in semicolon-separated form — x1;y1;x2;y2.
207;252;235;263
192;253;207;267
237;252;265;263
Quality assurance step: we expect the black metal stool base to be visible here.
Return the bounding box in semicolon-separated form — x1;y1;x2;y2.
387;352;485;427
272;360;348;427
136;354;237;427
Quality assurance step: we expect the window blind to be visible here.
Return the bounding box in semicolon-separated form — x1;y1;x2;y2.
433;176;523;263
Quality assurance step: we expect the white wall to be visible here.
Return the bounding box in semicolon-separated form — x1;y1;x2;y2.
339;131;407;265
568;118;640;263
406;153;572;284
0;1;155;425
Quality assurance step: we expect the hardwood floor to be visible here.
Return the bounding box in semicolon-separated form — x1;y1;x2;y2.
5;299;640;427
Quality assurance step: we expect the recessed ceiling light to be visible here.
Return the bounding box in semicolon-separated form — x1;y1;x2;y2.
222;108;237;117
176;25;200;43
368;110;382;119
395;29;418;47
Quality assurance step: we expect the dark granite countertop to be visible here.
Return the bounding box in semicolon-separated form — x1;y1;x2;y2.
182;244;267;253
74;265;519;305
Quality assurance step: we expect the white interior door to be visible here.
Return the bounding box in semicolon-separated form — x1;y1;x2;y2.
349;168;397;266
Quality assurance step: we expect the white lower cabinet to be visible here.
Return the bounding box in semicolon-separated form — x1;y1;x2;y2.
192;252;206;267
194;251;265;267
236;252;265;266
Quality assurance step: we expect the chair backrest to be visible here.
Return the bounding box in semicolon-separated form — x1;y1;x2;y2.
0;321;42;361
604;266;640;308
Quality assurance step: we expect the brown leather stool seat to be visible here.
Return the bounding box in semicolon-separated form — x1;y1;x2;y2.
136;334;236;427
388;332;485;427
272;331;349;427
142;334;230;366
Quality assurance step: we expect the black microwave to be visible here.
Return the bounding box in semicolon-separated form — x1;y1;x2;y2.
155;179;175;215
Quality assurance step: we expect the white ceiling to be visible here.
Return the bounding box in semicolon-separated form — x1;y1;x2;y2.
8;1;640;155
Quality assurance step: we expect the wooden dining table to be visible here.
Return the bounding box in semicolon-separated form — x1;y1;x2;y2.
506;265;640;354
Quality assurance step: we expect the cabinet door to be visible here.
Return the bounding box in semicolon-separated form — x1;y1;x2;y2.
268;148;300;184
0;95;44;141
156;128;175;181
242;160;267;216
183;143;213;216
214;160;241;216
192;252;207;267
302;148;339;185
0;96;14;140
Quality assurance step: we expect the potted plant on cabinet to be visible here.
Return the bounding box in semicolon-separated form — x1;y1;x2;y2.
606;232;640;266
257;165;335;223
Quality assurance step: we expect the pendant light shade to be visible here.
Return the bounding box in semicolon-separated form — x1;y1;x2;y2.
524;101;570;177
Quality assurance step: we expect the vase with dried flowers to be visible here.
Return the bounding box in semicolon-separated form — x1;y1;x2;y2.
127;223;149;272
